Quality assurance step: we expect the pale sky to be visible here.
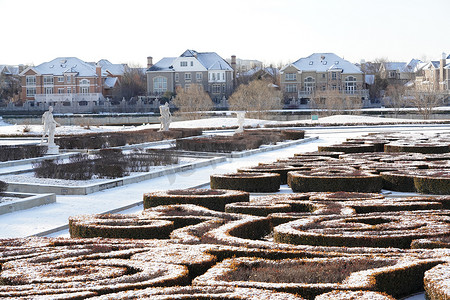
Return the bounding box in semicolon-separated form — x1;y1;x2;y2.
1;0;449;67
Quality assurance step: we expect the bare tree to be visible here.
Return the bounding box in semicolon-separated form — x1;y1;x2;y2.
172;84;213;119
228;79;282;119
311;89;362;116
410;85;444;119
112;65;146;101
384;84;408;117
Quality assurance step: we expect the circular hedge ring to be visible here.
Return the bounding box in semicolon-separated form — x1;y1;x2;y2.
414;170;450;195
273;211;450;249
0;258;189;298
380;170;417;192
315;291;395;300
69;214;174;239
294;151;344;159
309;191;384;202
288;167;382;193
90;286;306;299
210;172;281;193
237;164;302;184
143;188;249;211
385;142;449;154
318;144;376;154
225;201;292;216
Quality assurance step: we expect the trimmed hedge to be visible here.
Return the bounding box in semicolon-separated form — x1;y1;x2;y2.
414;171;450;195
192;256;400;300
210;172;281;193
318;144;376;154
69;214;174;239
273;211;450;249
288;167;382;193
315;290;395;300
0;145;47;162
237;164;301;184
424;263;450;300
385;142;449;154
90;286;306;299
143;189;249;212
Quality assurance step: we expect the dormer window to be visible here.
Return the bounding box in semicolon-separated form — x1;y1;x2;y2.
335;61;339;65
309;61;313;65
323;61;327;65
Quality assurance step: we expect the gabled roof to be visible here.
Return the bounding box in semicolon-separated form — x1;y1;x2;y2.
430;61;440;68
97;59;125;76
148;50;233;72
404;59;423;72
286;53;362;74
147;57;176;72
33;57;98;76
0;65;20;75
104;77;118;88
383;62;407;72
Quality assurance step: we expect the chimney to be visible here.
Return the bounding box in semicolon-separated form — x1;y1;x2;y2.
147;56;153;68
96;63;102;93
231;55;237;89
440;52;446;90
231;55;236;70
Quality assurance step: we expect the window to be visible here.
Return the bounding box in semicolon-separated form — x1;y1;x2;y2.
175;73;179;82
222;84;226;93
26;87;36;96
44;76;54;85
66;76;71;83
58;88;64;94
196;73;202;81
212;73;216;81
285;84;297;93
153;77;167;93
345;76;357;93
180;61;188;67
190;61;193;66
321;85;326;91
45;87;53;94
304;77;315;93
389;71;397;78
80;79;90;85
185;73;191;81
81;87;89;94
67;87;71;94
212;84;221;93
332;84;337;90
26;75;36;85
58;77;64;82
331;72;337;80
285;73;296;81
322;73;326;79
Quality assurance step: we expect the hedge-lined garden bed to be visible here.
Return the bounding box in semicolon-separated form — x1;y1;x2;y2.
210;172;281;193
56;128;202;149
175;129;305;153
0;144;47;162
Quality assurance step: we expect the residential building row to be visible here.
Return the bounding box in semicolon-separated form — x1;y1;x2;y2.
1;50;449;113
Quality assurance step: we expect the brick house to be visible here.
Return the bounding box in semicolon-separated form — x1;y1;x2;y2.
19;57;125;111
146;50;235;103
415;53;449;91
280;53;368;106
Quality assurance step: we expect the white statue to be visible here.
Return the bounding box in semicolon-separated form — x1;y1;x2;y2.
235;111;245;133
41;106;60;146
159;102;172;131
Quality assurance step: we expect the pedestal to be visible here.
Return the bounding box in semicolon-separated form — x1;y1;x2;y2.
47;144;60;155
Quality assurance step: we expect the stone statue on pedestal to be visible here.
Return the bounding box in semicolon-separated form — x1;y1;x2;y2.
159;102;172;131
40;106;60;154
235;111;245;133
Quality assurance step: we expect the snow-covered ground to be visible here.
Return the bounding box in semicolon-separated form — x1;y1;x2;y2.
0;116;448;238
0;116;447;300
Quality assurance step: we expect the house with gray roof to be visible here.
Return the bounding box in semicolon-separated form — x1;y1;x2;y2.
415;53;450;92
280;53;368;106
146;50;235;103
19;57;126;111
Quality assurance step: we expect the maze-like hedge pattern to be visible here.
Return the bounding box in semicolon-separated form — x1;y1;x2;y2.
2;131;450;299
